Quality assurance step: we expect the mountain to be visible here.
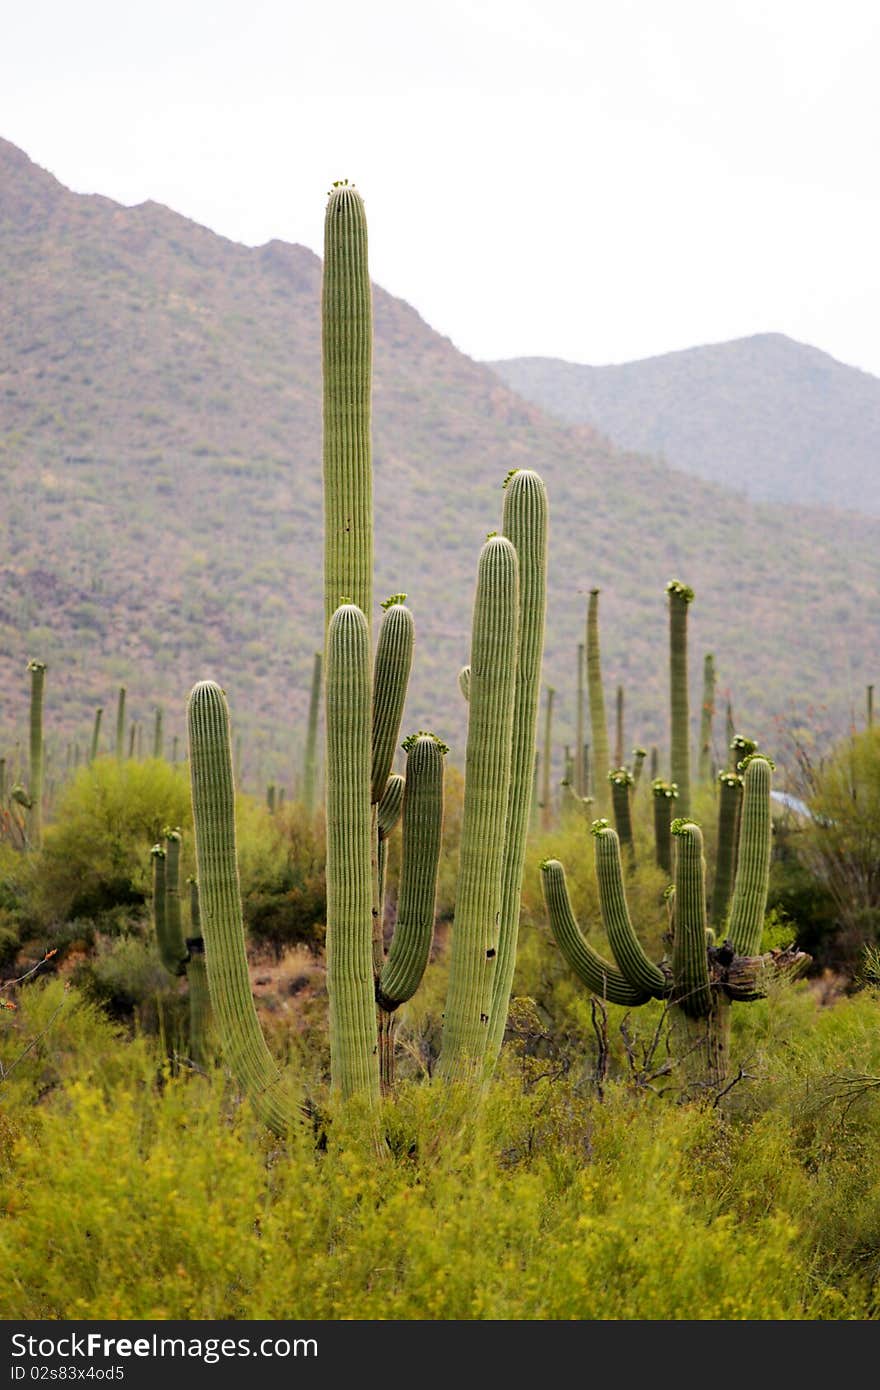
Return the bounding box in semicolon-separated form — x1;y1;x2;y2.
1;136;878;794
488;336;880;513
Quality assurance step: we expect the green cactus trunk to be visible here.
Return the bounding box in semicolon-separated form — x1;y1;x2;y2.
711;771;743;928
609;768;635;857
540;686;554;831
322;184;372;632
487;469;548;1063
726;756;773;957
438;537;519;1081
26;660;46;850
153;708;164;760
669;820;727;1093
89;708;103;764
128;722;136;760
667;581;694;817
303;652;322;814
652;780;678;874
698;654;715;784
187;680;298;1133
586;589;611;816
614;684;624;768
115;686;126;763
575;642;585;797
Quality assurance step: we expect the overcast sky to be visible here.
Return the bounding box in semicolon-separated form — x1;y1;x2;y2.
4;0;880;374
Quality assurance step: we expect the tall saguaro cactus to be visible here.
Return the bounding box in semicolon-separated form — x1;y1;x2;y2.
438;536;519;1081
698;654;716;784
487;469;548;1062
667;580;694;817
115;686;127;763
26;659;46;850
586;589;611;816
323;182;372;631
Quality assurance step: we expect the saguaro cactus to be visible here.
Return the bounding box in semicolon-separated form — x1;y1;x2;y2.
303;652;322;814
542;756;808;1094
115;686;126;763
26;659;46;850
438;536;519;1081
698;654;716;784
89;708;103;764
575;642;585;797
667;580;694;816
711;770;743;927
587;589;611;816
540;685;555;830
652;779;678;874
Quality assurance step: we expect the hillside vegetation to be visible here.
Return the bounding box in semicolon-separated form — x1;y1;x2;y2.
2;137;879;788
489;335;880;513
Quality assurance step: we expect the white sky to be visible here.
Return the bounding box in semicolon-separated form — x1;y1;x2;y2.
3;0;880;374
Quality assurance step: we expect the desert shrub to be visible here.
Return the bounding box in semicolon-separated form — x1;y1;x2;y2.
73;933;176;1019
31;759;193;927
237;800;326;952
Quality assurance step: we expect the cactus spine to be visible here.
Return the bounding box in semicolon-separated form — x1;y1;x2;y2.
438;537;519;1081
586;589;611;816
26;659;46;849
667;580;694;816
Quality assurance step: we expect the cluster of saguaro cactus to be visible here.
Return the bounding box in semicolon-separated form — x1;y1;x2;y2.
543;754;809;1093
186;183;548;1127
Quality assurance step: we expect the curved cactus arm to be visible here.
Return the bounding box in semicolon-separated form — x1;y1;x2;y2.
187;680;299;1134
325;604;380;1101
377;733;445;1010
541;859;651;1006
377;772;405;838
666;580;694;816
586;589;611;816
591;823;668;998
726;755;773;957
371;598;415;805
323;183;372;633
458;664;471;701
670;820;713;1018
488;468;548;1062
711;771;743;927
438;536;519;1079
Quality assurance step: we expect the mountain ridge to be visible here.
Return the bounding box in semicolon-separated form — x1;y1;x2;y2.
1;136;878;791
488;333;880;513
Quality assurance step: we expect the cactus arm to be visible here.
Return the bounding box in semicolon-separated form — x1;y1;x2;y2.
630;746;647;789
540;859;651;1005
608;767;635;854
670;820;713;1018
324;604;380;1100
187;680;298;1133
591;823;668;997
322;183;372;633
726;755;773;957
377;772;405;838
438;537;519;1079
160;827;189;976
303;652;322;814
458;664;470;701
666;580;694;816
652;779;678;873
371;599;414;805
488;469;548;1061
377;734;445;1009
711;771;743;927
586;589;611;816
